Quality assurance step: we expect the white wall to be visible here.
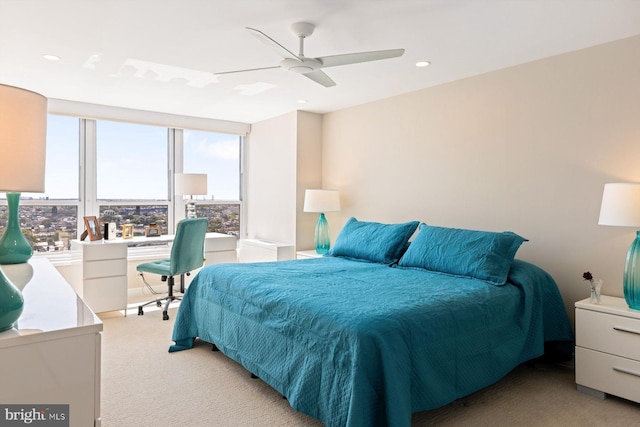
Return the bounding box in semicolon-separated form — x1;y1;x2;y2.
246;110;322;249
321;35;640;324
246;112;298;244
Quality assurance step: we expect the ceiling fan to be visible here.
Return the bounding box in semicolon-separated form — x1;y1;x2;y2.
215;22;405;87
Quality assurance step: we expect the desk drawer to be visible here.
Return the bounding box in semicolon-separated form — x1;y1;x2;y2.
83;259;127;280
83;276;127;313
576;308;640;361
575;347;640;404
82;242;127;261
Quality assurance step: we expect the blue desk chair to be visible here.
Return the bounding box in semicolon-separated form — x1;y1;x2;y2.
136;218;208;320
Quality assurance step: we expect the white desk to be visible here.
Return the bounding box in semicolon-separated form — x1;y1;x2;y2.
69;232;237;313
0;258;102;427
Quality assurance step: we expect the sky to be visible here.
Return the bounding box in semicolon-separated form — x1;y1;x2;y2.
21;115;240;201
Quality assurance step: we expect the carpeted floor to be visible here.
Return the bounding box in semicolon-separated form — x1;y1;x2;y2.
100;304;639;426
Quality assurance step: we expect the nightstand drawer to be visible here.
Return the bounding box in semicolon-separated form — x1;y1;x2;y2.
575;347;640;404
576;308;640;361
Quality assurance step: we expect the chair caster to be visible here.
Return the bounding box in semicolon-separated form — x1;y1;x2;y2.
138;307;144;316
162;312;169;321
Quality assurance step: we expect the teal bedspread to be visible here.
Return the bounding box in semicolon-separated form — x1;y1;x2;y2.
170;257;572;427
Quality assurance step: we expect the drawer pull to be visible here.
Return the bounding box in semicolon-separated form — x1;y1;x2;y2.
613;326;640;336
613;367;640;378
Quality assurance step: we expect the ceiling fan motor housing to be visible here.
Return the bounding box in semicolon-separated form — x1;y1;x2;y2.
280;57;321;74
291;22;315;38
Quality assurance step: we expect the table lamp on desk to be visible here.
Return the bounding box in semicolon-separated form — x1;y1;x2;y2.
175;173;208;219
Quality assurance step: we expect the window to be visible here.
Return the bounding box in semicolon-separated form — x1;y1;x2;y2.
97;120;168;200
183;129;241;236
183;129;240;201
0;111;245;255
99;204;169;237
25;114;80;200
0;115;81;252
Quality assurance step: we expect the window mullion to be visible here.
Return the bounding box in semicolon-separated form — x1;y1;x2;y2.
83;119;98;217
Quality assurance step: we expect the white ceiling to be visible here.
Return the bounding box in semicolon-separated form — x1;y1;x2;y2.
1;0;639;124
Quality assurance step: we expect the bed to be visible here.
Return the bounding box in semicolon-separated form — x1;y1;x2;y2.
170;219;573;427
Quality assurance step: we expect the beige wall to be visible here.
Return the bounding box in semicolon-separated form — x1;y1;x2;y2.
321;35;640;323
295;111;324;250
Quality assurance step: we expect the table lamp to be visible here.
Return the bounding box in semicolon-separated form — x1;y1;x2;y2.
598;182;640;309
0;83;47;331
175;173;208;219
303;189;340;254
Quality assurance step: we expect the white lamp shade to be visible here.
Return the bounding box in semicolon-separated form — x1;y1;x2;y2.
0;84;47;192
175;173;207;196
304;189;340;213
598;183;640;227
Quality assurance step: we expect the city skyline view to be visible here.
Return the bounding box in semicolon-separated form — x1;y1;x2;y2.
0;203;239;253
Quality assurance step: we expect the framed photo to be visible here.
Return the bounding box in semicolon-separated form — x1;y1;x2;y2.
104;222;117;240
145;223;161;237
122;224;134;239
83;216;102;241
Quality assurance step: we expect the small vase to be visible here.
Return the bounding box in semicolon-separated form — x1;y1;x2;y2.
0;192;33;264
590;279;603;304
0;269;24;332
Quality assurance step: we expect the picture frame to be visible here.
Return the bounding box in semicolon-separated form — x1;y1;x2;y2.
83;216;102;241
104;222;117;240
122;224;134;239
145;223;161;237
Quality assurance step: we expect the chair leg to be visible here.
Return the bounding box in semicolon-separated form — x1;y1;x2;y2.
137;275;181;320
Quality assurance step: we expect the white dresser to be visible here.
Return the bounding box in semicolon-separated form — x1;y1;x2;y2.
70;232;237;313
296;249;324;259
575;295;640;403
0;258;102;427
238;239;295;262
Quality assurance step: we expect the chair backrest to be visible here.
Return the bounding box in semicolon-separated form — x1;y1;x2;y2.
169;218;208;276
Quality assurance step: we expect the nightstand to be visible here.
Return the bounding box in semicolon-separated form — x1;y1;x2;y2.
575;295;640;403
296;250;324;259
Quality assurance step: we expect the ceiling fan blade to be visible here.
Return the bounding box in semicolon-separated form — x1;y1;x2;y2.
214;65;281;76
303;70;336;87
317;48;405;68
246;27;301;61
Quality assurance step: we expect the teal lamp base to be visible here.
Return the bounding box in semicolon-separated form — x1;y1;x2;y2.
623;231;640;310
314;213;330;255
0;192;33;264
0;269;23;332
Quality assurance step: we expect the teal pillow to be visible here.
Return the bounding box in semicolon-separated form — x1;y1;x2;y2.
328;217;419;264
398;224;527;285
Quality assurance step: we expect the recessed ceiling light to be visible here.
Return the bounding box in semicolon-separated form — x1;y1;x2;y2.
42;54;61;61
297;99;308;104
415;61;431;67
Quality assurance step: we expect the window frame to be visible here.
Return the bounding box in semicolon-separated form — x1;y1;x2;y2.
0;104;247;259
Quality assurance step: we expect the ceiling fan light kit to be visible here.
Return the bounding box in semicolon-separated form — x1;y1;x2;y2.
215;22;405;87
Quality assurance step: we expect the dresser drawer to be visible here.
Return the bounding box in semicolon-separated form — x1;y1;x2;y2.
576;308;640;361
575;347;640;404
